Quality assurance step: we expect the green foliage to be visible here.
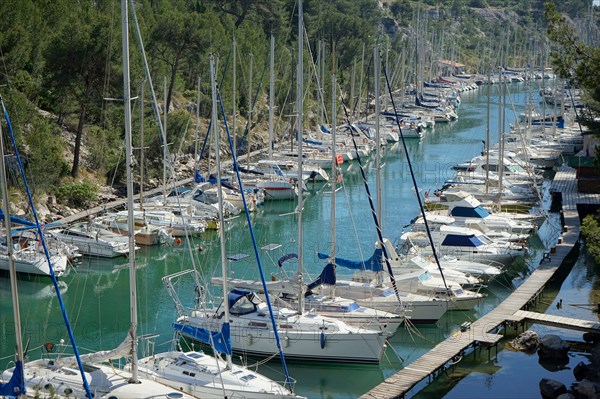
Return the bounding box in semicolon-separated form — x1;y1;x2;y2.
85;125;123;178
545;2;600;138
581;214;600;264
53;181;98;209
23;119;69;190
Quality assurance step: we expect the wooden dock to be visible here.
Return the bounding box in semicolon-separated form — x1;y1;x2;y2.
361;165;600;399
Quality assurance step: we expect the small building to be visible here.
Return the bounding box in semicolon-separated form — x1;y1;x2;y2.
568;131;600;193
439;59;467;76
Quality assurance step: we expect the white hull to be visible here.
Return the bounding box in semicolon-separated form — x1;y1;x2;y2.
1;359;195;399
0;249;68;277
136;351;302;399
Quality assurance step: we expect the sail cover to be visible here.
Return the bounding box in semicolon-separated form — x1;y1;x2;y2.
55;334;134;368
0;360;24;398
317;249;384;272
172;322;232;355
306;263;336;294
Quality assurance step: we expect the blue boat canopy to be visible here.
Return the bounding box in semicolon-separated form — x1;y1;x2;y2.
450;205;490;219
172;323;232;355
441;234;484;247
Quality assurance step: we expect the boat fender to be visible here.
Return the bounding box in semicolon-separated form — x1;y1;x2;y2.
284;336;289;348
320;331;326;349
246;334;253;346
175;237;182;245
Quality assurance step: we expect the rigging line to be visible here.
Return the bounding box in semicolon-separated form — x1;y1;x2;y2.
380;54;449;292
216;86;293;390
0;96;93;399
337;92;403;305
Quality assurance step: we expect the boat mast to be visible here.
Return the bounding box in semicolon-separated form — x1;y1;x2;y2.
232;36;237;157
374;44;384;287
268;34;275;160
210;54;233;369
163;76;168;202
139;79;145;212
194;77;200;179
329;55;337;299
122;0;138;382
485;68;490;195
297;0;305;314
0;102;25;399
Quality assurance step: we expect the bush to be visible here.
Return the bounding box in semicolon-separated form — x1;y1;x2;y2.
581;214;600;264
54;181;98;209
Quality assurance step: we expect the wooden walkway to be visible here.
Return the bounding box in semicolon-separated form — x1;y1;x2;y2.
512;310;600;333
361;165;599;399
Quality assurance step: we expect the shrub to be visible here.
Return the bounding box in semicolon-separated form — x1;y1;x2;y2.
54;181;98;209
581;214;600;264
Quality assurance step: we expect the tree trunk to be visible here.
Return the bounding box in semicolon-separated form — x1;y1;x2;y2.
166;54;181;115
71;103;87;178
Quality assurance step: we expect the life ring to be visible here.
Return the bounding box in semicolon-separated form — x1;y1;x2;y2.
363;138;369;144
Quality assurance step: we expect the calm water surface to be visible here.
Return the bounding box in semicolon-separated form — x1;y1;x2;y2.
1;82;587;398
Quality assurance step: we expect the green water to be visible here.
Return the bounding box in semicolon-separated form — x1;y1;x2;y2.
0;82;573;398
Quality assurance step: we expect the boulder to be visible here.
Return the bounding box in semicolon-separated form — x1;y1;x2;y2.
583;332;600;344
508;330;539;352
574;361;591;381
539;378;567;399
574;379;600;399
538;335;570;361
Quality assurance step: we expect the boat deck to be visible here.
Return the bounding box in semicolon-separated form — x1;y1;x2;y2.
361;165;600;399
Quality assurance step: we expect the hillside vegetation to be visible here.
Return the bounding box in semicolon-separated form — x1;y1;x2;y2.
0;0;596;216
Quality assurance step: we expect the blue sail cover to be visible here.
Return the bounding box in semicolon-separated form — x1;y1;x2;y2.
441;234;484;247
172;323;232;355
306;263;336;294
0;360;25;398
317;248;384;272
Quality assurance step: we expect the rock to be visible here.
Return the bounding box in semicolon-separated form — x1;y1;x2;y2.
574;361;591;381
574;379;600;399
583;332;600;344
556;394;575;399
539;378;567;399
538;334;570;361
508;330;539;352
590;345;600;368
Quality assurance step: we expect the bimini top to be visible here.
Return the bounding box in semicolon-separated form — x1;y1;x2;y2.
450;205;491;219
441;234;484;247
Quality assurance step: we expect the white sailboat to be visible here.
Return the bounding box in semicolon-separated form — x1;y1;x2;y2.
50;221;132;258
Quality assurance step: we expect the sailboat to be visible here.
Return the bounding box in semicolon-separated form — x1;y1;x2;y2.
134;54;303;399
0;2;198;397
